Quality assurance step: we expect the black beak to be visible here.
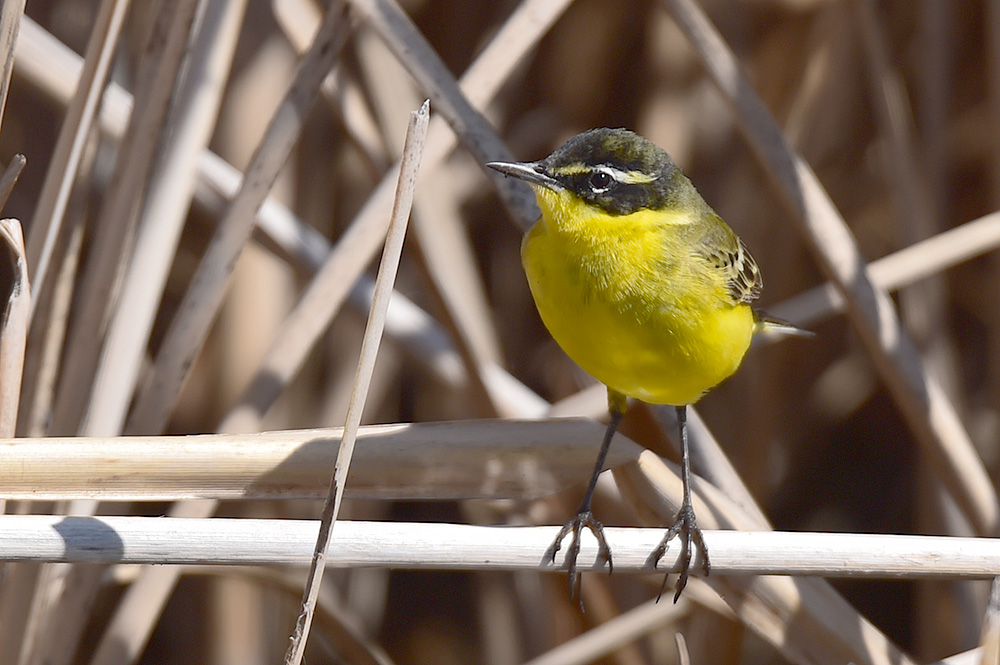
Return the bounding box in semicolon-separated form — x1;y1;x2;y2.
486;161;562;191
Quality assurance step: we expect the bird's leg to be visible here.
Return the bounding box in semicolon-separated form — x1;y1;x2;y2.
545;401;622;606
651;405;711;602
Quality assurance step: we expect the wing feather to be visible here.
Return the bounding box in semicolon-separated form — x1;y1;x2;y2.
691;215;762;304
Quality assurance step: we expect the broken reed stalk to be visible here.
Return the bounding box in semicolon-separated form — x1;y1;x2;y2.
283;98;429;665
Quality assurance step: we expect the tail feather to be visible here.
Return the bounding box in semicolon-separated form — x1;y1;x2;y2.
753;311;815;338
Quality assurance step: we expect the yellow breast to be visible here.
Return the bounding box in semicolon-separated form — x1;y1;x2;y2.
521;188;754;406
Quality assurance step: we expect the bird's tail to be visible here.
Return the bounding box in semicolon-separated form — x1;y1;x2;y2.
753;311;815;338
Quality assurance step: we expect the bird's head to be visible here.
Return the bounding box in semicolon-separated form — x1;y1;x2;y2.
488;128;694;218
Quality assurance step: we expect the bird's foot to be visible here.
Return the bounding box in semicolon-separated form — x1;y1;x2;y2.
650;502;710;603
545;510;613;608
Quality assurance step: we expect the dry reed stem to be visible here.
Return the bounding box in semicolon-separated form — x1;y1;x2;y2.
12;17;121;437
674;632;692;665
284;97;429;665
5;205;67;665
0;154;24;212
25;0;129;319
520;595;706;665
547;382;607;419
0;517;996;579
344;275;550;415
928;649;983;665
0;0;23;135
979;577;1000;665
0;218;28;437
857;0;936;247
0;419;643;504
17;219;80;438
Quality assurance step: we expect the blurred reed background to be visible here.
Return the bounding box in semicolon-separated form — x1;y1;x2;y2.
0;0;998;663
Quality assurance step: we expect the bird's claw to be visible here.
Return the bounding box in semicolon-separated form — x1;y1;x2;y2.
650;502;710;603
545;510;613;608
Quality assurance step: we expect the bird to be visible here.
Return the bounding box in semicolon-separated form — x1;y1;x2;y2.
488;127;795;604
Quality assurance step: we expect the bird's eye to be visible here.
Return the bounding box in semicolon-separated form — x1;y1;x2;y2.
589;170;613;192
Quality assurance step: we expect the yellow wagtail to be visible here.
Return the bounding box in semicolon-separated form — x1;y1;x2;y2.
489;128;800;603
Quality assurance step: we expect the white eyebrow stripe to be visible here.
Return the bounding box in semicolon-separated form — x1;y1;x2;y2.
599;165;659;185
548;163;660;184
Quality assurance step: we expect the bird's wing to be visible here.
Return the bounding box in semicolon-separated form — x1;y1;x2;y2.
693;218;762;304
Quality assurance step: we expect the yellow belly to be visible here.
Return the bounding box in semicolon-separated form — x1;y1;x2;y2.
522;216;754;406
